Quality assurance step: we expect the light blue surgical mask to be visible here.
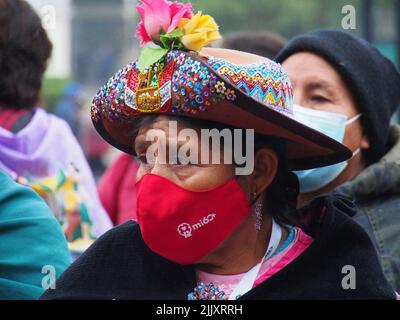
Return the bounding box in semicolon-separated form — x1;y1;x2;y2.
292;105;362;193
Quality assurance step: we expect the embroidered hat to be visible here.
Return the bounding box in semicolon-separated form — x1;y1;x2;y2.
91;1;351;170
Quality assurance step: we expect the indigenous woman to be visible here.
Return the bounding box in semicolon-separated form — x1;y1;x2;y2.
41;0;396;300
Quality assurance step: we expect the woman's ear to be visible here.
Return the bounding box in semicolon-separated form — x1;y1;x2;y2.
251;148;278;196
360;125;370;151
360;133;370;150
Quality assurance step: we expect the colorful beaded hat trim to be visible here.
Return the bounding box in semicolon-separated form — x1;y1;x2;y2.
91;50;293;124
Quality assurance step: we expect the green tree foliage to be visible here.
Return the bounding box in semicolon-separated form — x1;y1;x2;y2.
189;0;394;38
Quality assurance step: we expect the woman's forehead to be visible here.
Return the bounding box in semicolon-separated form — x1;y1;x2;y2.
136;115;187;135
282;52;344;89
134;116;192;148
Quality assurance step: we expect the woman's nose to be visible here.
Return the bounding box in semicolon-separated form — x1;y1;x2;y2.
149;158;179;185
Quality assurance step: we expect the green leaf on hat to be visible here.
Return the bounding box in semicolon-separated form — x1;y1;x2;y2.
164;27;185;40
138;47;169;71
159;28;185;50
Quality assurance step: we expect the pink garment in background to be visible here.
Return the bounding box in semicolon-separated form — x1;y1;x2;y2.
98;153;139;225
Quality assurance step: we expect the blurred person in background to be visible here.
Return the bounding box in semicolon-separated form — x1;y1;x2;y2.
78;102;110;179
56;83;110;178
222;31;287;59
276;29;400;291
54;83;84;136
0;171;71;299
0;0;112;255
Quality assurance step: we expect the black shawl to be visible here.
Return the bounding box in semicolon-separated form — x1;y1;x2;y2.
41;194;395;300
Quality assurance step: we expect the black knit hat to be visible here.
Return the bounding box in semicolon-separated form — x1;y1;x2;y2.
276;29;400;164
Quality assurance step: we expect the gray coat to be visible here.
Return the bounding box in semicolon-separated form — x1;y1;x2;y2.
336;124;400;291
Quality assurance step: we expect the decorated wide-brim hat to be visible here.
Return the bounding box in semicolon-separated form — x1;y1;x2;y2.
91;0;351;170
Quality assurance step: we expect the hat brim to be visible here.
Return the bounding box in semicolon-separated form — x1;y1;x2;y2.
92;51;352;170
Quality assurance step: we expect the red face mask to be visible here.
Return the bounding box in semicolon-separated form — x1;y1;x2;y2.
135;174;250;265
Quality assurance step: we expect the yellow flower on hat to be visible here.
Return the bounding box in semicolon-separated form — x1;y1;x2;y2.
136;6;222;70
178;11;222;51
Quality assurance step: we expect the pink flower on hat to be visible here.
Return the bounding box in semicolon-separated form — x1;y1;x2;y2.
136;0;193;46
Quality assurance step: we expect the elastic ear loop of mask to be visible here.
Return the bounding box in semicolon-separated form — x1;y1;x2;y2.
345;114;362;159
346;113;362;126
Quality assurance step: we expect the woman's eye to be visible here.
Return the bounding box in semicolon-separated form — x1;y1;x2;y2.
171;156;185;166
170;154;197;167
311;95;330;103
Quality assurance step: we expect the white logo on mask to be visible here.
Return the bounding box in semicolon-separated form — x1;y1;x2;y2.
177;213;216;238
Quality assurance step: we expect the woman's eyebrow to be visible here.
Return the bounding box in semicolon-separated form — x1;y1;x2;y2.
304;80;337;96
